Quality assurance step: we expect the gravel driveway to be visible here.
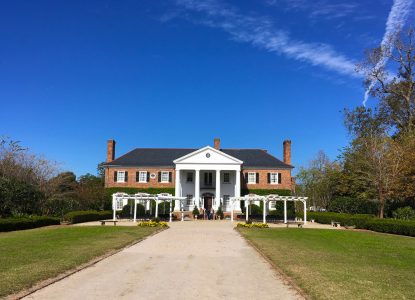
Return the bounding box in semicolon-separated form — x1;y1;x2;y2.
25;221;302;300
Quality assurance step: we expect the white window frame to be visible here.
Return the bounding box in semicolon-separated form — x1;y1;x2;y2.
160;171;169;183
117;171;126;183
248;172;256;184
270;172;279;184
138;171;148;183
223;172;230;184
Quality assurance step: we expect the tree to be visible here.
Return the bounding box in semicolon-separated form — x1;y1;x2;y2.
360;28;415;133
343;107;406;217
77;173;105;210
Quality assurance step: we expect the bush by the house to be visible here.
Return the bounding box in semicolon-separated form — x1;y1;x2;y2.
0;216;60;232
63;210;113;224
241;189;291;196
118;204;146;218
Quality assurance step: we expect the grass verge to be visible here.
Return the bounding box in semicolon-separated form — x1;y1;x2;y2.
0;225;161;298
238;228;415;300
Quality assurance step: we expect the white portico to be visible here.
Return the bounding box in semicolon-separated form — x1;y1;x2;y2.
173;146;242;213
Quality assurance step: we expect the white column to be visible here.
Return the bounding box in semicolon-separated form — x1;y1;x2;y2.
234;170;241;210
195;169;200;209
284;200;287;224
169;200;173;223
174;170;181;211
216;169;221;210
231;200;234;222
112;194;116;221
263;200;266;224
303;201;307;225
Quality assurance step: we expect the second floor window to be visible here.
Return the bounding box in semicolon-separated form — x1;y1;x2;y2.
187;172;193;182
117;171;126;183
138;171;148;183
160;171;169;183
223;172;230;183
270;173;279;184
248;172;256;184
204;172;212;186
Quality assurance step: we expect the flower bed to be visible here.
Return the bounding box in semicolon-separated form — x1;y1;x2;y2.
237;222;269;228
137;221;169;228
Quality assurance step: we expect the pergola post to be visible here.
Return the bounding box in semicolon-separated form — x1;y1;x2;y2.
284;200;287;224
112;194;116;221
246;200;249;222
231;201;234;222
155;199;159;218
263;200;266;224
303;200;307;225
169;199;173;223
133;198;137;223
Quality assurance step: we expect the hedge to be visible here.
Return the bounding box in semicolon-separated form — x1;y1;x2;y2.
363;219;415;237
0;216;60;232
63;210;113;224
302;212;415;237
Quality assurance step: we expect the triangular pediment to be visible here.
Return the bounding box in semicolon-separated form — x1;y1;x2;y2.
173;146;243;165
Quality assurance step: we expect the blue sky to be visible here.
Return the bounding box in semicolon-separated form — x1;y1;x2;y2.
0;0;414;176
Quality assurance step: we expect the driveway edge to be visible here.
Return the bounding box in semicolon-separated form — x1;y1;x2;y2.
235;227;310;300
7;227;166;300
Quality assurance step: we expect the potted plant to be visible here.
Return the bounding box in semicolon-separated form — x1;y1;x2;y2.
216;206;224;220
192;206;200;220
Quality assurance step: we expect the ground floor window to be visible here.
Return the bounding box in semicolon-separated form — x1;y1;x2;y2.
186;194;193;206
223;195;230;208
115;198;123;210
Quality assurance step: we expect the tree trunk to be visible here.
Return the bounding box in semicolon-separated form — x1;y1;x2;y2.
378;189;385;219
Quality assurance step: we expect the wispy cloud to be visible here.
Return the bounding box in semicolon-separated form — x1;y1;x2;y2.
267;0;359;20
176;0;358;78
363;0;414;106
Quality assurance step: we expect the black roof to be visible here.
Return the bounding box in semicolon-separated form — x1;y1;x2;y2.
104;148;293;169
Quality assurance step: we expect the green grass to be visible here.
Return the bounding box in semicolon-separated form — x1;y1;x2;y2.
238;228;415;300
0;225;160;297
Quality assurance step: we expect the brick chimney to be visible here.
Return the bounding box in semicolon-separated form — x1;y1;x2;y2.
283;140;291;165
214;138;220;150
107;140;116;162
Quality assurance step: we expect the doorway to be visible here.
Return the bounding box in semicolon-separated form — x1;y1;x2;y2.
203;193;214;211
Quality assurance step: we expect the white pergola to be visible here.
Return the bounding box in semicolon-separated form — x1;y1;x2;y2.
112;192;187;223
229;194;308;225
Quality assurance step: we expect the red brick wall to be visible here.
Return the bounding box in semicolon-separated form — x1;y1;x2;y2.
105;167;292;190
241;169;292;190
105;167;175;188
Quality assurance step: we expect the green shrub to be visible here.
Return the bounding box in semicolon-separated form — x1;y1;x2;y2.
119;204;145;218
364;219;415;237
63;210;113;224
392;206;415;220
328;197;378;214
0;216;60;232
216;206;224;219
300;212;374;227
192;206;200;216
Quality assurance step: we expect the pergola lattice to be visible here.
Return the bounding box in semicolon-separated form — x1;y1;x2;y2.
112;193;187;223
229;194;308;224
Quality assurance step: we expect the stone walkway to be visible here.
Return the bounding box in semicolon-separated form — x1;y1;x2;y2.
25;221;302;300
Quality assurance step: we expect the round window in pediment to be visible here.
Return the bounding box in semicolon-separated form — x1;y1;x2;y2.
206;153;211;158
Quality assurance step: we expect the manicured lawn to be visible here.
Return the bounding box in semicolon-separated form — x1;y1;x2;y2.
238;228;415;300
0;225;161;298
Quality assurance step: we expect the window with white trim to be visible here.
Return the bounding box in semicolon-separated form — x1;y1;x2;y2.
186;172;193;182
186;194;193;206
161;171;169;183
270;172;279;184
138;171;147;183
248;172;256;184
117;171;126;183
223;172;230;184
